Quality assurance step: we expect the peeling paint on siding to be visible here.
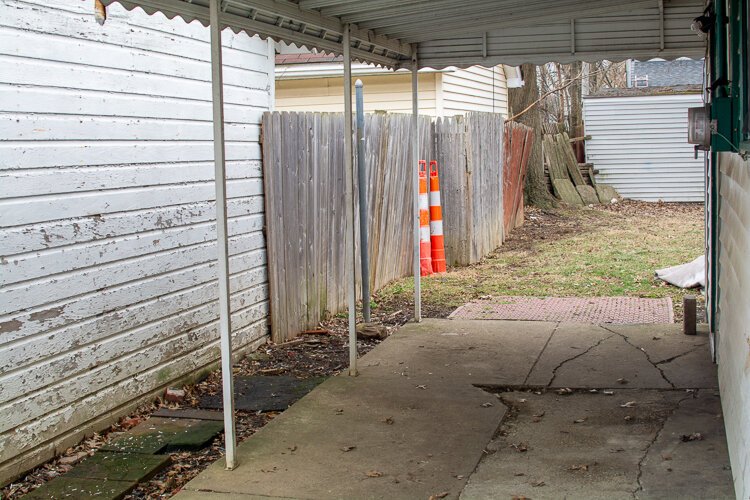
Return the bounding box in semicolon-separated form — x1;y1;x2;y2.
0;0;272;486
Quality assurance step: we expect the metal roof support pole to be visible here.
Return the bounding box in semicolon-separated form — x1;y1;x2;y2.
343;24;358;377
209;0;237;470
411;49;421;323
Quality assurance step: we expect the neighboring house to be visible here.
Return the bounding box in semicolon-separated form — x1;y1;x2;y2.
275;51;514;117
629;58;705;87
583;86;705;202
0;0;273;484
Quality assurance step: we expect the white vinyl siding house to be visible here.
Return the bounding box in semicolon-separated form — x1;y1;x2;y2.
276;62;508;117
0;0;273;484
583;89;705;202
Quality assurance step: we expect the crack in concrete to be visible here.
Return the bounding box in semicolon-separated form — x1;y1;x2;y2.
602;326;675;389
633;394;694;498
655;344;707;365
523;322;559;385
547;332;616;387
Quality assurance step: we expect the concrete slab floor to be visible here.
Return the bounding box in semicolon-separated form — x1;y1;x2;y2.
460;390;733;499
176;319;731;500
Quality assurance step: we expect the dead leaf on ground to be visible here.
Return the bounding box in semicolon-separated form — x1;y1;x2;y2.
510;442;528;452
366;470;384;478
681;432;704;442
416;384;428;390
481;402;494;408
341;446;356;452
429;492;450;500
383;417;395;425
532;480;546;487
568;464;589;472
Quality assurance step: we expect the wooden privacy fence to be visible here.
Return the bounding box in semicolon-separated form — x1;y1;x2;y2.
262;111;430;341
262;111;510;342
434;113;505;267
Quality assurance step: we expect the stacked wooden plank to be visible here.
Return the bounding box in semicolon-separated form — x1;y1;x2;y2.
542;130;619;205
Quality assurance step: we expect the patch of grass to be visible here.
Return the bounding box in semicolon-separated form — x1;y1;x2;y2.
375;203;705;319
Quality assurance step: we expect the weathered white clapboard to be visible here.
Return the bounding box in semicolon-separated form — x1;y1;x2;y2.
0;0;273;484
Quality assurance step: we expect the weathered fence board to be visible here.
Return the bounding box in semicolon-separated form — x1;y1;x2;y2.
262;111;431;342
434;113;505;266
503;122;534;235
263;111;508;341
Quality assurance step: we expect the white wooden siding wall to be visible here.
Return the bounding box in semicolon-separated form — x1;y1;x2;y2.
440;66;508;116
0;0;272;484
583;93;705;202
275;73;438;115
716;152;750;498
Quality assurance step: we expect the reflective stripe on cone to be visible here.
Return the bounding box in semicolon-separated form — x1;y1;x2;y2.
419;160;433;276
429;160;446;274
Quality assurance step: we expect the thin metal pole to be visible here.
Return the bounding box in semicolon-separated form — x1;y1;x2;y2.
343;25;358;376
209;0;237;470
411;49;421;322
355;80;371;323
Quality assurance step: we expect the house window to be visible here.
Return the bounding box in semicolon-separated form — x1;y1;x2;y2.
634;76;649;88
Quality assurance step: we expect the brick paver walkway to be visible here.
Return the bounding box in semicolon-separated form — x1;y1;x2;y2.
448;296;674;324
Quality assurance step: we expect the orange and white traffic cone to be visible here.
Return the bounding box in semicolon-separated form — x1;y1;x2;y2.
429;161;447;274
419;160;433;276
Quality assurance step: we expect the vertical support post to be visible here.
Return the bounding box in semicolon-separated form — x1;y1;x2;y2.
209;0;237;470
343;25;358;376
411;49;421;322
355;80;371;323
657;0;665;50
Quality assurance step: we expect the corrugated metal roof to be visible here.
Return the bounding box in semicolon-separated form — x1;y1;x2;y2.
583;93;705;202
102;0;707;69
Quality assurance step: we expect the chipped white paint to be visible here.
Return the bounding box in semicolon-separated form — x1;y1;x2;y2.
0;0;273;484
716;152;750;498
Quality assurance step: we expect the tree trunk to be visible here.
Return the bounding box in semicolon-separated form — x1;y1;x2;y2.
509;64;556;209
569;61;582;132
